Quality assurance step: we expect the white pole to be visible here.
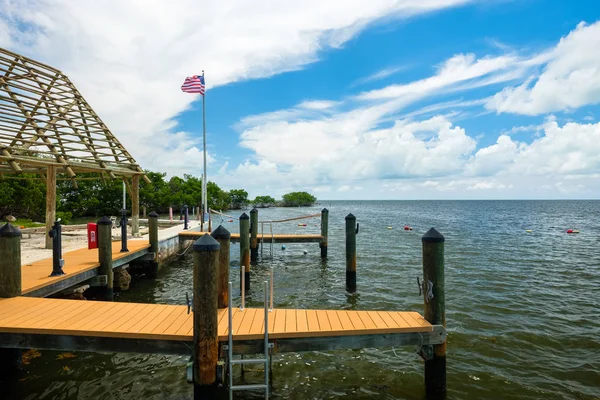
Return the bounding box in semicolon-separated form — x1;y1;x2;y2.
202;71;208;220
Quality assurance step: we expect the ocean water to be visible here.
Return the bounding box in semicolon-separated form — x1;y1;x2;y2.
4;200;600;399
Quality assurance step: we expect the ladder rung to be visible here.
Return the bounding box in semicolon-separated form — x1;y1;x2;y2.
231;384;268;391
231;358;267;365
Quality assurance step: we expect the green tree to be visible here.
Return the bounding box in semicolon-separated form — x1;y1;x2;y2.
252;195;276;207
229;189;248;209
281;191;316;207
207;181;230;211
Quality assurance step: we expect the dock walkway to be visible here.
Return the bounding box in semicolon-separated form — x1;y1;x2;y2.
179;231;323;243
0;297;443;356
21;241;150;297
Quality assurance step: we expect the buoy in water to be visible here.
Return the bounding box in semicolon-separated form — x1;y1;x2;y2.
387;226;393;230
404;225;412;231
281;245;286;250
566;229;580;234
227;219;233;222
303;250;308;255
298;223;307;227
525;229;533;233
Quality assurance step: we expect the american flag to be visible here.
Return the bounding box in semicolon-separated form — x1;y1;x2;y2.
181;75;205;95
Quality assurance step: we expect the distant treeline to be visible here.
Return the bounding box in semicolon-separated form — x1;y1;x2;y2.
0;171;316;222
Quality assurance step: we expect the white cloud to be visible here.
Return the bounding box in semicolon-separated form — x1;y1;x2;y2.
487;21;600;115
0;0;472;176
353;66;408;86
298;100;339;110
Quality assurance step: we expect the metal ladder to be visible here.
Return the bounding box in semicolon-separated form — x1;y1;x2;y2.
227;279;271;399
260;222;275;259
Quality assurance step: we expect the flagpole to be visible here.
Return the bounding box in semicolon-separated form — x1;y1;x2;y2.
202;70;208;222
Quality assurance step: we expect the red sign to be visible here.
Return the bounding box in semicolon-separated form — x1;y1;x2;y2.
87;222;98;249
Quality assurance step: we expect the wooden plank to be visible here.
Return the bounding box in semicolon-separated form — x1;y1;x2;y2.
387;311;412;329
250;308;266;335
336;310;355;330
356;311;377;331
306;309;320;332
407;311;431;328
367;310;389;330
2;298;64;326
346;311;365;330
285;309;296;333
86;302;133;331
36;300;97;329
101;303;150;332
296;309;308;332
149;306;187;335
53;302;117;333
236;308;258;335
140;305;181;335
326;310;343;332
273;308;286;334
116;304;159;333
161;310;191;336
315;310;331;332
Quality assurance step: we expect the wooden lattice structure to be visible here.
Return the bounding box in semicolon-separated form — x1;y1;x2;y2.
0;47;147;246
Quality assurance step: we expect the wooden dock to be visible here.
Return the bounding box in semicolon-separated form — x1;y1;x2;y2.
179;231;323;243
0;297;444;356
21;240;150;297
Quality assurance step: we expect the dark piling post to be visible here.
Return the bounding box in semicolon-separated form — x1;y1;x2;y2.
0;223;22;374
200;206;205;232
320;208;329;258
120;209;128;252
239;212;250;291
422;228;446;399
211;225;231;309
345;213;357;292
97;216;114;300
184;205;189;230
148;211;159;278
192;234;220;398
48;220;65;276
250;207;258;264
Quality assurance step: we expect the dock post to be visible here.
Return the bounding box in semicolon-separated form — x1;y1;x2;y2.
97;216;114;300
208;212;212;232
345;213;357;292
169;206;173;222
320;208;329;258
200;206;205;232
184;205;189;230
211;225;231;309
120;209;128;252
192;234;220;398
239;212;250;291
148;211;159;278
0;223;22;374
250;207;258;264
422;228;446;399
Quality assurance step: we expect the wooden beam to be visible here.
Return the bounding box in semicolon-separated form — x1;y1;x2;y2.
131;174;140;236
44;165;56;249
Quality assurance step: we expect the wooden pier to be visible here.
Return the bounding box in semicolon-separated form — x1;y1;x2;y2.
0;296;444;356
21;240;150;298
179;231;323;243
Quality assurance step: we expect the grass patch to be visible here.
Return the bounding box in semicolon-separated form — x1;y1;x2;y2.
11;219;45;228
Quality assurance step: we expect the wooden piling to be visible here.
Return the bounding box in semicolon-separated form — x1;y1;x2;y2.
97;216;114;300
345;213;357;292
422;228;446;399
320;208;329;258
239;212;250;291
44;165;56;249
147;211;159;278
142;205;147;218
131;175;140;237
0;223;22;373
200;207;205;232
192;234;220;398
250;207;258;264
211;225;231;309
0;223;21;298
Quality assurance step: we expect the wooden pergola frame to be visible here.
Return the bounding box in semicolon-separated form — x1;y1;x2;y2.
0;47;149;248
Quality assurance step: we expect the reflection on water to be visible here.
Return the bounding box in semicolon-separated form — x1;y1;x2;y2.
3;201;600;399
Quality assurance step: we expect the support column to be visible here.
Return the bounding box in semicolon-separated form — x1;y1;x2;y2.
148;211;159;278
0;223;22;373
422;228;446;399
192;234;219;398
320;208;329;258
131;175;140;237
345;213;357;293
97;216;114;301
239;212;250;291
250;207;258;264
45;165;56;249
211;225;231;309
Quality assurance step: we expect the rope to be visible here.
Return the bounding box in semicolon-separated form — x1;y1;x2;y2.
259;213;321;224
174;241;193;256
209;208;234;219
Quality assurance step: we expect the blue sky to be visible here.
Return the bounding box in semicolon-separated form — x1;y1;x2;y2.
2;0;600;199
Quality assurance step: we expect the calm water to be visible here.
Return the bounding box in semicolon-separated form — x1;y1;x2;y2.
4;201;600;399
